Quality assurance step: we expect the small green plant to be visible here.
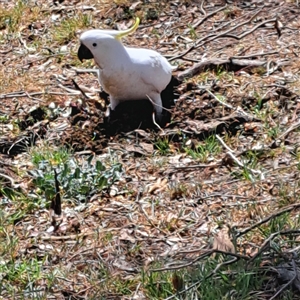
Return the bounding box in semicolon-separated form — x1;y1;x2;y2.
254;94;263;110
0;224;19;261
276;180;298;206
267;125;280;139
184;135;221;162
30;145;70;167
170;183;188;199
29;147;122;204
0;185;39;221
188;24;197;39
154;137;170;155
151;28;161;39
113;277;135;295
215;67;233;82
229;150;263;181
0;115;9;123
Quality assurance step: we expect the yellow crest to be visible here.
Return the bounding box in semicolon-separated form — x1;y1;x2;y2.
115;17;140;40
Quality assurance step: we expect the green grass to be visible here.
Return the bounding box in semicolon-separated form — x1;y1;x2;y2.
0;207;44;298
144;256;268;300
30;145;71;167
184;135;221;162
52;13;92;45
0;258;44;293
0;0;26;33
143;267;174;299
215;67;234;82
187;24;197;40
154;137;171;155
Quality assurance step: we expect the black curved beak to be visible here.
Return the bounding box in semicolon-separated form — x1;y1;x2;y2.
77;44;94;62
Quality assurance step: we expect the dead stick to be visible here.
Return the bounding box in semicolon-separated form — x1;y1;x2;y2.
231;50;278;59
236;204;300;238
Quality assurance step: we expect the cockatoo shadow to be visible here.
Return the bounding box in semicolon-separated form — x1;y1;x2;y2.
103;76;180;134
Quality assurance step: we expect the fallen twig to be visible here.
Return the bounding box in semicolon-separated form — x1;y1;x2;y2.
278;120;300;141
170;10;276;62
205;88;233;109
0;172;20;189
170;162;221;170
0;91;78;100
230;51;278;59
236;204;300;238
177;58;279;80
151;249;249;273
216;134;264;181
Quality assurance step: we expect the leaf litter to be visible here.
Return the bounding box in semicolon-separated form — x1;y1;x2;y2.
1;0;300;298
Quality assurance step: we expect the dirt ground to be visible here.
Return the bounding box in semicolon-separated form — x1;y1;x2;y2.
1;0;300;299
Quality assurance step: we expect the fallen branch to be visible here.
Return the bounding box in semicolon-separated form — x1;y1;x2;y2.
0;91;78;100
236;204;300;238
170;11;276;62
177;58;266;80
150;249;249;273
231;50;278;59
195;17;276;48
232;18;277;40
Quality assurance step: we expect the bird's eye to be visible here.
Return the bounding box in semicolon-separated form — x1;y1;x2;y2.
92;43;97;47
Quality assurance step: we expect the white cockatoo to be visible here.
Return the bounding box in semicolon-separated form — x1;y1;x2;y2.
77;18;174;122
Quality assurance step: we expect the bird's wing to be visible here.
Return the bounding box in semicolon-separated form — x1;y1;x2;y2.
127;48;173;93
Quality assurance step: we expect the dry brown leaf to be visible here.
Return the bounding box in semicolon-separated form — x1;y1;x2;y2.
212;227;235;254
147;178;168;194
119;229;136;243
172;272;184;292
130;1;141;11
124;143;152;156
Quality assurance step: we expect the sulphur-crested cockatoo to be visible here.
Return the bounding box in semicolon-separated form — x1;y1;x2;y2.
77;18;174;122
